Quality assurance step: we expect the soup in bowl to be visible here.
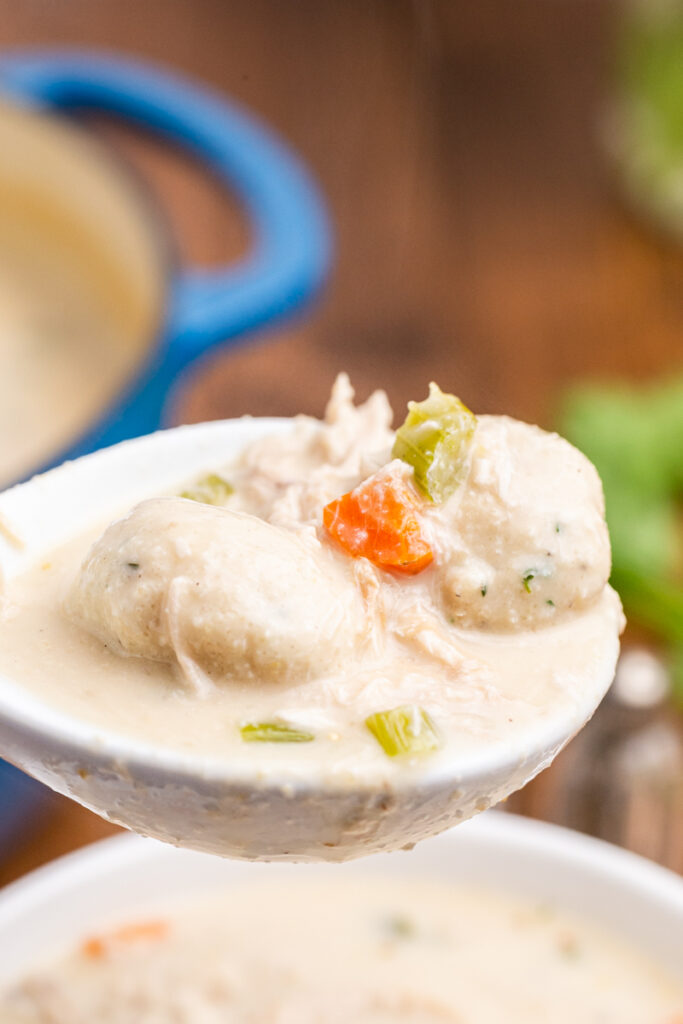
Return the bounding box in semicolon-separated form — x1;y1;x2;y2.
0;813;680;1022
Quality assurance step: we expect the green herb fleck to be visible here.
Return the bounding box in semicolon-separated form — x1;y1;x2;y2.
522;570;536;593
366;705;441;758
555;523;562;533
126;562;140;570
384;914;416;940
546;599;555;607
240;722;314;743
180;473;233;506
523;567;553;593
557;933;581;961
481;584;488;597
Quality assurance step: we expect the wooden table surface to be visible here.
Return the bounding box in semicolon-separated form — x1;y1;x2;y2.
1;0;682;886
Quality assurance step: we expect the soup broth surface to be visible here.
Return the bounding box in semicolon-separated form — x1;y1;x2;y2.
1;875;681;1023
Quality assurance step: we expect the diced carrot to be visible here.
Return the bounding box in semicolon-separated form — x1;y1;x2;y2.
113;921;169;943
81;920;169;960
323;471;433;575
81;936;107;960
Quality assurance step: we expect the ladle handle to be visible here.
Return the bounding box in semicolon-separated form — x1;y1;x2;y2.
0;51;332;443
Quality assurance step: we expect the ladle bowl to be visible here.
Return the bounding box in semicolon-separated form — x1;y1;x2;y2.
0;420;620;861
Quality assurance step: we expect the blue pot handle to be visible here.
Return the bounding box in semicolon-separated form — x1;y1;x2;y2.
0;53;333;835
0;50;332;374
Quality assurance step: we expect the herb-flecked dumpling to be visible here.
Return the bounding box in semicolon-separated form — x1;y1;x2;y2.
66;498;366;693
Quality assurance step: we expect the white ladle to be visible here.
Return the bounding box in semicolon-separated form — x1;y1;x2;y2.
0;420;620;861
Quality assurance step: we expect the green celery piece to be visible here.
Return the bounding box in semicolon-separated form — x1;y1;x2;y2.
240;722;314;743
365;705;440;757
392;383;477;502
180;473;233;506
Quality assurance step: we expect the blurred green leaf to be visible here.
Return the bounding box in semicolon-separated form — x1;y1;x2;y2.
613;3;683;233
559;375;683;704
619;4;683;157
670;644;683;710
610;565;683;646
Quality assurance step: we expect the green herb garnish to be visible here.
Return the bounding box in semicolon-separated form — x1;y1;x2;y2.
392;384;477;503
384;914;416;940
481;584;488;597
365;705;440;757
522;567;552;594
240;722;314;743
522;570;536;593
126;561;140;570
180;473;233;506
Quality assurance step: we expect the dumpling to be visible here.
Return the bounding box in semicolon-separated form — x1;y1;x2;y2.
66;498;365;692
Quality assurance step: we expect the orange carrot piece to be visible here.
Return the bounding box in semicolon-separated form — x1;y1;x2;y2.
113;921;169;943
323;472;433;575
81;936;107;960
81;920;169;960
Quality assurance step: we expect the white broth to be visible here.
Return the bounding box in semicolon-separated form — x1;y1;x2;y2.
0;377;622;787
1;875;681;1023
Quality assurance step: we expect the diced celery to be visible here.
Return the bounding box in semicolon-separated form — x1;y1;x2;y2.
365;705;440;757
180;473;233;505
240;722;314;743
392;384;477;502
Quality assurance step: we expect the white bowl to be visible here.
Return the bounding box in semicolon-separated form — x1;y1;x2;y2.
0;812;680;988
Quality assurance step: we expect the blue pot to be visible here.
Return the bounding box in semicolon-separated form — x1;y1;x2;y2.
0;50;332;852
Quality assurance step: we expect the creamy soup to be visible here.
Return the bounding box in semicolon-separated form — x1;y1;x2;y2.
0;100;164;490
0;377;622;784
1;876;681;1023
0;195;157;490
